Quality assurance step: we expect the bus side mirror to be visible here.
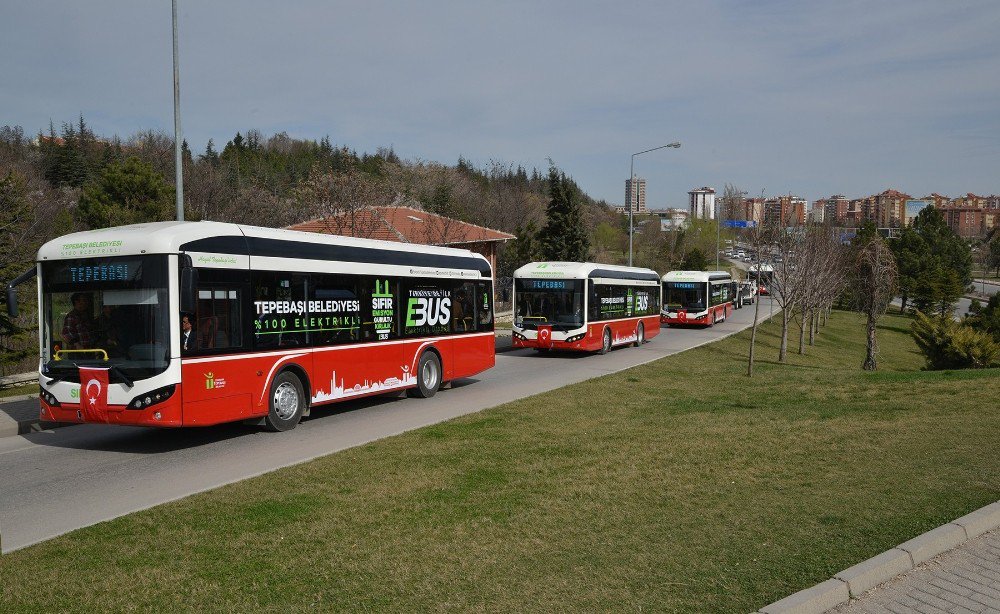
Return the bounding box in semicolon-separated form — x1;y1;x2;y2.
5;286;17;318
5;267;37;319
180;256;198;314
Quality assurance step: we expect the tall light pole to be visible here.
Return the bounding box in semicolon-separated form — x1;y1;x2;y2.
172;0;184;221
629;142;680;267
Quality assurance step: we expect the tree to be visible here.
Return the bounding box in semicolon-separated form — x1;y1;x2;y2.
890;225;926;313
986;235;1000;277
200;139;220;167
539;164;589;261
76;157;174;229
966;293;1000;342
743;213;772;377
680;247;708;271
291;166;392;238
498;222;541;279
907;207;972;316
849;236;898;371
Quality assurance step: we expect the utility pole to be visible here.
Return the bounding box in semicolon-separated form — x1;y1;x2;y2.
628;142;680;267
172;0;184;221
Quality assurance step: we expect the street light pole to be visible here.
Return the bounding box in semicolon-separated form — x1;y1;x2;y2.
628;142;680;267
172;0;184;222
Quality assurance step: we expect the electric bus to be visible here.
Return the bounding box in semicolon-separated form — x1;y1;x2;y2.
6;220;496;431
660;270;733;326
511;261;661;353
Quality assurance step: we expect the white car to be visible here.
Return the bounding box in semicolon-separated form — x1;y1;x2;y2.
739;281;757;305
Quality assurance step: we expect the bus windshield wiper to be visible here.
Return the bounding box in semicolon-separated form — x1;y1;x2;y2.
109;365;135;389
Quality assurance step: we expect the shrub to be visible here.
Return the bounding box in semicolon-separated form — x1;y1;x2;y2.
911;310;1000;370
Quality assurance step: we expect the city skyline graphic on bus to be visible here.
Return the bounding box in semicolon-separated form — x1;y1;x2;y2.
311;366;418;404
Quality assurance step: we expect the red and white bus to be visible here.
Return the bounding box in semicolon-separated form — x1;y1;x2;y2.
660;270;734;326
511;262;661;353
748;263;774;296
11;221;495;431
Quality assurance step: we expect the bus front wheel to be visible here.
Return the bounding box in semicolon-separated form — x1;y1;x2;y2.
410;351;441;398
265;371;305;432
634;322;644;347
600;328;612;354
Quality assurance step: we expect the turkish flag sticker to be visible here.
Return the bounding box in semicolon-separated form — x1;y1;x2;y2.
78;366;111;422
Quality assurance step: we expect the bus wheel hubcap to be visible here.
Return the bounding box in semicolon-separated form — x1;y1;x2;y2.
422;361;438;389
273;382;299;420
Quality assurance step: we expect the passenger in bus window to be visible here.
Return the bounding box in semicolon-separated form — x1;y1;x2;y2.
62;292;95;349
181;313;198;353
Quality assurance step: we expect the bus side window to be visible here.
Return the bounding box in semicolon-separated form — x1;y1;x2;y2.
589;280;599;321
194;287;242;352
310;274;362;346
451;281;477;333
477;281;493;332
252;271;308;349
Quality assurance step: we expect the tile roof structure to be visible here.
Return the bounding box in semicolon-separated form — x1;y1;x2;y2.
287;206;515;247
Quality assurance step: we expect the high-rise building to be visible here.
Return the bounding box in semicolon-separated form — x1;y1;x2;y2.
688;187;716;220
763;195;807;226
624;177;647;214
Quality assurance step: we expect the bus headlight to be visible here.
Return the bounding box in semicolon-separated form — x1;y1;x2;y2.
39;388;60;407
128;385;176;410
565;333;585;343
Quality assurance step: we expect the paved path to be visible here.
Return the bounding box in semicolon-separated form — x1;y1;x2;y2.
831;529;1000;613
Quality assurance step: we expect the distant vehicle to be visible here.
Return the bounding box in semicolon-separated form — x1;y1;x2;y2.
736;250;746;258
748;263;775;296
661;270;733;326
739;280;757;306
512;261;662;353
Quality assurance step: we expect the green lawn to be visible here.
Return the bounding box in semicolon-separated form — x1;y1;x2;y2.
0;381;35;399
3;311;999;612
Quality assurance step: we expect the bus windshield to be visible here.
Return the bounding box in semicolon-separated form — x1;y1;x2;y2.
40;255;171;382
663;281;706;311
515;278;585;330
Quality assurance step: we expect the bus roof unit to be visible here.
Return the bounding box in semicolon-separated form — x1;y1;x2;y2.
661;270;732;283
514;261;659;283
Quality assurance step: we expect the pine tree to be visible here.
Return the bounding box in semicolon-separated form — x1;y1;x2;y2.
76;157;174;229
540;165;567;260
560;172;590;261
200;139;220;167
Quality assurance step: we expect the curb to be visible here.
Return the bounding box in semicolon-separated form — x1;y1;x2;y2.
0;417;73;439
756;500;1000;613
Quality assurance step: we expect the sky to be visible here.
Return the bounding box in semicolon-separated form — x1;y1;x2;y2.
3;1;999;209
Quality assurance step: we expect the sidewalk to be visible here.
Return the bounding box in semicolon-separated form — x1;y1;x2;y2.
830;529;1000;613
759;501;1000;614
0;395;50;438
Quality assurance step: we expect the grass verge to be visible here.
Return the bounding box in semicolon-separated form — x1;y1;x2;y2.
0;382;35;399
2;311;999;612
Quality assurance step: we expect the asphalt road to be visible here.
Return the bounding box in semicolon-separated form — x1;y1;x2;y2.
0;298;774;553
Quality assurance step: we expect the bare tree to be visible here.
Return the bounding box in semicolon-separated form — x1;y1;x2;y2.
292;166;393;238
793;226;845;353
744;215;773;377
768;222;805;362
850;237;898;371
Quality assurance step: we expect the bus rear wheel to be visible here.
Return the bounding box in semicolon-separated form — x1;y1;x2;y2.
410;351;441;398
265;371;305;432
634;322;644;347
600;328;612;354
